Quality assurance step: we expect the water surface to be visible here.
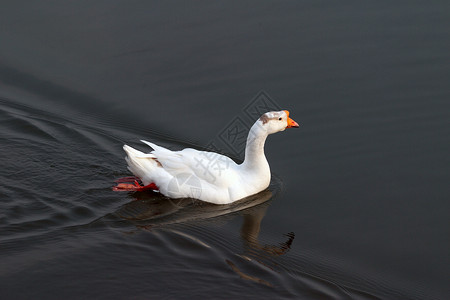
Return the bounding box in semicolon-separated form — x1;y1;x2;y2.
1;1;449;299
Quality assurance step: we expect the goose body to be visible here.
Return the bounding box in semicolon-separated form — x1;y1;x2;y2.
119;110;299;204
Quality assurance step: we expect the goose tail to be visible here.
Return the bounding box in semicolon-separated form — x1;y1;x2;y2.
123;144;160;186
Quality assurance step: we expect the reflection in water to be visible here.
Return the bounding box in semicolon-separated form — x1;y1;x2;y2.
115;189;275;228
241;203;294;257
114;189;295;286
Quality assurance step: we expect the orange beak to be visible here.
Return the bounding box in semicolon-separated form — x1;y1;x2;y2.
284;110;299;128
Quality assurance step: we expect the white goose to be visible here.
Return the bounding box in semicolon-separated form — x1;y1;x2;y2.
114;110;299;204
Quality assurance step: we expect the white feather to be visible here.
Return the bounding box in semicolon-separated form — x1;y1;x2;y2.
123;110;295;204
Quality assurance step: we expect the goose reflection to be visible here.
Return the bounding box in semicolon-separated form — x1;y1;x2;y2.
240;201;294;257
114;189;294;257
114;189;294;286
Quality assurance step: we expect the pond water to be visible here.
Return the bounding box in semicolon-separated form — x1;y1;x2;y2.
1;1;449;299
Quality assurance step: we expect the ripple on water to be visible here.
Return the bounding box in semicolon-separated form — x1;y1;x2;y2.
0;98;417;299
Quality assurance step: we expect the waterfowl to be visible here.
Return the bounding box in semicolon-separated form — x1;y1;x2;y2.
114;110;299;204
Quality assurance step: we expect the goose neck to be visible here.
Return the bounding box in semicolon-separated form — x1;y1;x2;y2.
242;122;268;168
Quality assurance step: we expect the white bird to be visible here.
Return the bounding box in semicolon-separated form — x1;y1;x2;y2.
114;110;299;204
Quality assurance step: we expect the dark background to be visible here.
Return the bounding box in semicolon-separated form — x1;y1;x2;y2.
1;1;449;299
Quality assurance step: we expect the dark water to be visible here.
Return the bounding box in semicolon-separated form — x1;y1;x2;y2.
1;1;449;299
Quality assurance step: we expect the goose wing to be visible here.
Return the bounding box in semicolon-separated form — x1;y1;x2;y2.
141;140;239;186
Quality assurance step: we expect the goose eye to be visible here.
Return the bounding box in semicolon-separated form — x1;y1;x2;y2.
278;117;282;121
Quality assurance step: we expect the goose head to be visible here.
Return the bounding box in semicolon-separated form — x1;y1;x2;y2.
258;110;299;134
